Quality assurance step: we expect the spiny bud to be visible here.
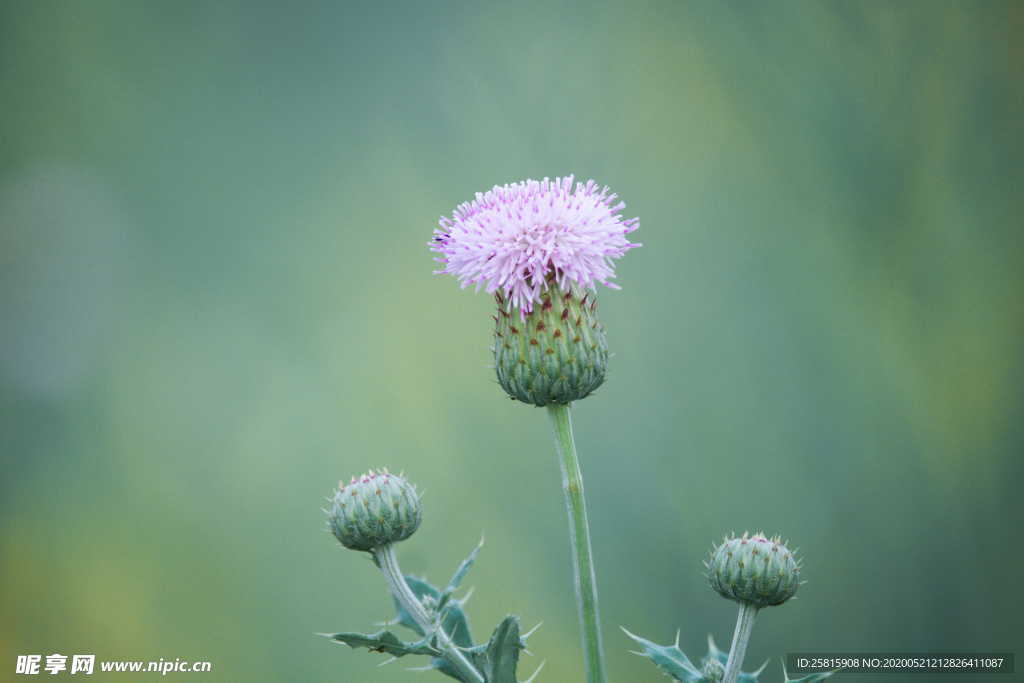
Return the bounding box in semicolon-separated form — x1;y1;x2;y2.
706;531;801;608
702;657;726;682
327;469;422;551
493;277;608;406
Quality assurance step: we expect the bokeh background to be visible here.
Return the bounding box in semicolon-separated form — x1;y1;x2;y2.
2;1;1022;681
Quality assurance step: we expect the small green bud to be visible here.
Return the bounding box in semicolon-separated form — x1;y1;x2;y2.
702;656;726;682
327;469;422;551
706;531;800;608
493;278;608;406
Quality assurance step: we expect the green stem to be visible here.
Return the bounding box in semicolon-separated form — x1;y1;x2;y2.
547;403;607;683
373;544;484;683
722;603;758;683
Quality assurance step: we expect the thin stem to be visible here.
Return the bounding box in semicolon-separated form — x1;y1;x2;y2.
722;603;758;683
373;544;484;683
547;403;607;683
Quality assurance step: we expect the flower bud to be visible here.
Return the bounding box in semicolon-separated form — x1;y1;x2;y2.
706;532;800;608
702;657;726;682
493;278;608;406
327;469;422;551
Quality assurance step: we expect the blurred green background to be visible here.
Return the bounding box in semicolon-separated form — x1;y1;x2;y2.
2;1;1022;681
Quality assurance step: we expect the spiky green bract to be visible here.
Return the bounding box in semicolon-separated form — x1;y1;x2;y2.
327;469;421;551
494;279;608;406
707;532;801;608
324;541;542;683
622;630;766;682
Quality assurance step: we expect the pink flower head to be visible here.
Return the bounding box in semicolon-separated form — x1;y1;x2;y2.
431;176;640;314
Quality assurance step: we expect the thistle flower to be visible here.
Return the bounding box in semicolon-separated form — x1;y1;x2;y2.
432;176;639;406
327;469;422;552
706;532;801;609
431;176;639;314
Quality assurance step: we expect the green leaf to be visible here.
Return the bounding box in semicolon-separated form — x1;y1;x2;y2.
481;616;524;683
622;627;702;682
737;662;768;683
425;657;470;682
445;537;484;597
705;634;728;666
438;600;475;650
326;630;439;659
623;629;775;682
339;552;536;683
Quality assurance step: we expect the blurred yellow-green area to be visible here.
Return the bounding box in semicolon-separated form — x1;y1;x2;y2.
2;2;1022;682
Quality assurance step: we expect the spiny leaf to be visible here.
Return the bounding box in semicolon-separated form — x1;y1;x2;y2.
423;656;471;682
408;655;480;683
481;616;524;683
621;627;702;682
705;635;728;665
337;553;536;683
737;661;768;682
623;628;774;682
445;537;484;597
326;630;438;659
439;600;475;650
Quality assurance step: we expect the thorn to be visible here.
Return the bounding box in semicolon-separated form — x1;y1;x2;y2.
407;664;436;673
752;658;769;676
620;625;642;642
523;661;546;683
522;621;544;639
